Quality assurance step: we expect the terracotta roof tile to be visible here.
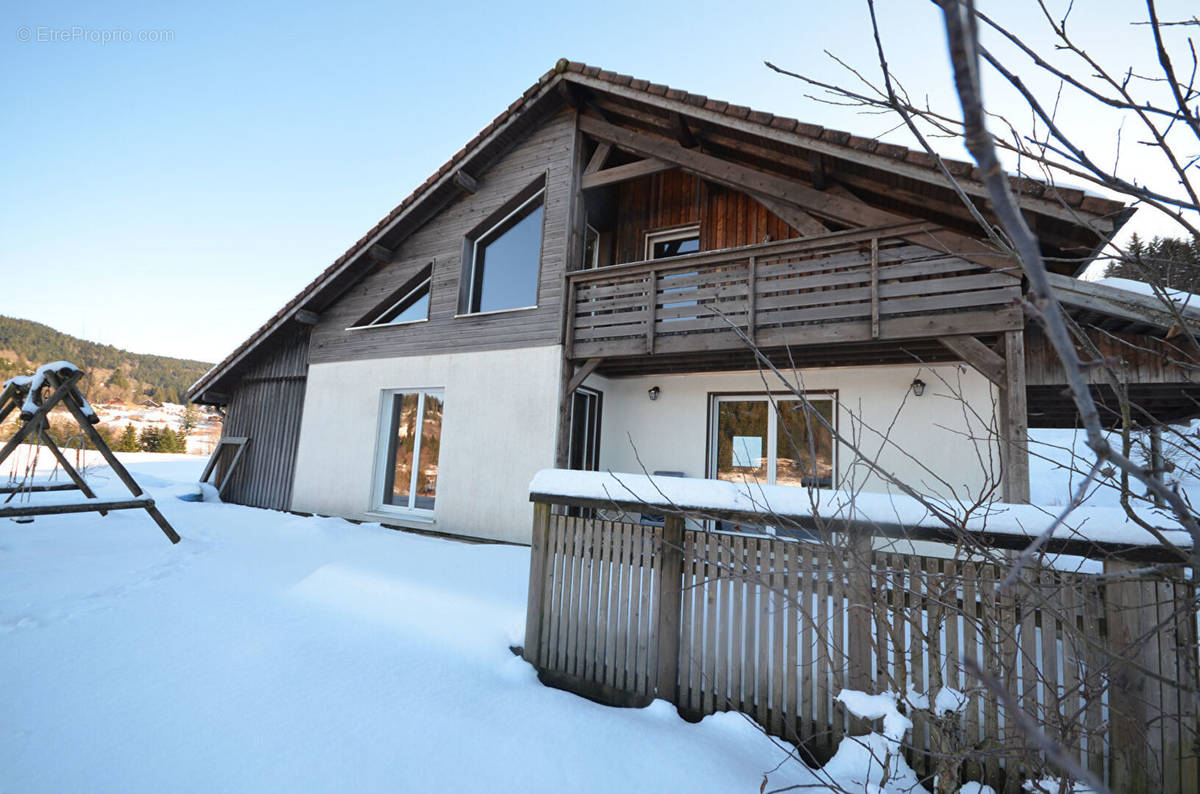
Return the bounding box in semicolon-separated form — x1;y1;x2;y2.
820;129;851;145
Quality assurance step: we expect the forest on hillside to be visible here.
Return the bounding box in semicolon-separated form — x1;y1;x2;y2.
0;315;212;404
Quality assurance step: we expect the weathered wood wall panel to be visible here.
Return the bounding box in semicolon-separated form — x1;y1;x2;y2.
1025;325;1200;386
217;325;310;510
308;109;578;364
612;171;800;264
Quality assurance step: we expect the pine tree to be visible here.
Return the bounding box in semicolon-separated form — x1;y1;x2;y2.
116;424;139;453
1105;234;1200;292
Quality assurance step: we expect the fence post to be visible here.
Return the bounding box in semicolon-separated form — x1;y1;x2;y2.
846;532;874;735
523;501;552;665
655;515;685;699
1104;559;1154;794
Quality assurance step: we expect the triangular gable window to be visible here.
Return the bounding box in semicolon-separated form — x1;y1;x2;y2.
352;265;432;328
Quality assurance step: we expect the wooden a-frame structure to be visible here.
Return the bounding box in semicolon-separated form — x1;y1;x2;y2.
0;363;180;543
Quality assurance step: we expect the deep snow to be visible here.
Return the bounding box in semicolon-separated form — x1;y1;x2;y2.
1;451;821;793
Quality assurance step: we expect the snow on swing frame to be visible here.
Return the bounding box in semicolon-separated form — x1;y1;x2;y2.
0;361;180;543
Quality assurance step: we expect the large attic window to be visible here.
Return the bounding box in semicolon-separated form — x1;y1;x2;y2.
461;176;546;315
350;265;432;329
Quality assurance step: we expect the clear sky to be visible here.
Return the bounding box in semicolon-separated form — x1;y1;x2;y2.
2;0;1193;363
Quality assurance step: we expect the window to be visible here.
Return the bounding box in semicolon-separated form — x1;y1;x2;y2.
377;389;444;514
351;266;431;329
645;225;700;260
709;394;835;489
463;183;545;314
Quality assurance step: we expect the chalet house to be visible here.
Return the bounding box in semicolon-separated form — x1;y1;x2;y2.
187;60;1200;544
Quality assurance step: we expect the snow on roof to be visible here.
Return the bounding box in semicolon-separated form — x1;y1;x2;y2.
1097;277;1200;307
528;469;1193;551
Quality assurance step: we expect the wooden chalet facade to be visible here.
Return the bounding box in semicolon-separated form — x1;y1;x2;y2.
187;61;1200;544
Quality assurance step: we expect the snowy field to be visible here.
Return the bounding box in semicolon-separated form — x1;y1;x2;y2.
1;452;822;793
2;431;1185;793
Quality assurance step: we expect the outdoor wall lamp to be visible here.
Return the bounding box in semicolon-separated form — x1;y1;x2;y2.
910;378;926;397
648;386;661;401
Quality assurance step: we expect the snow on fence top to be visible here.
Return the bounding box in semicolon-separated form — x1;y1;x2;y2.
529;469;1193;559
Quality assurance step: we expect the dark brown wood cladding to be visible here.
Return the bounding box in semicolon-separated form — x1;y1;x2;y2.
612;171;800;264
308;109;578;365
217;325;310;511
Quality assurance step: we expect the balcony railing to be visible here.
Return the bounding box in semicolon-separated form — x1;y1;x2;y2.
566;223;1022;359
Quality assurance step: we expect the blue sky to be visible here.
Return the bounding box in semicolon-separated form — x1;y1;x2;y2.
1;0;1191;362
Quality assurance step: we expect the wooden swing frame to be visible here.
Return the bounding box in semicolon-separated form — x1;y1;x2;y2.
0;366;181;543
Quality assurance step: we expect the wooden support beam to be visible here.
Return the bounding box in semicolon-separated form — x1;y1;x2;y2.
452;170;478;194
869;237;880;339
998;329;1030;503
581;157;675;190
668;111;697;148
368;244;394;264
565;358;603;396
939;335;1007;387
645;269;658;354
583;142;612;175
654;514;685;698
811;152;828;189
522;501;551;664
0;498;155;519
753;195;829;236
42;370;181;542
577;115;1009;270
37;429;103;510
293;309;320;326
747;256;757;344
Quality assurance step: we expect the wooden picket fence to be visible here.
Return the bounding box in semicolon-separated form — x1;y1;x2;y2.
523;506;1199;793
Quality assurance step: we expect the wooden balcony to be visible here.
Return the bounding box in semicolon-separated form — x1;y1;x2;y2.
566;223;1023;361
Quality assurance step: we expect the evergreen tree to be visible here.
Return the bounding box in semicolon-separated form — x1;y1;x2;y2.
1105;234;1200;292
181;403;199;435
116;424;140;452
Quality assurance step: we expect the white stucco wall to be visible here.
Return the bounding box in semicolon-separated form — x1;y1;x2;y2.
291;345;562;544
584;363;999;505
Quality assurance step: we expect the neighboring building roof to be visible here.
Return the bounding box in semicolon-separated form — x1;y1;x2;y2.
188;59;1132;403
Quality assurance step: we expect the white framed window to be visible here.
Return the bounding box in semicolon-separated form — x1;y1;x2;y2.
349;266;432;329
375;389;444;515
463;187;545;314
644;224;700;260
708;393;836;489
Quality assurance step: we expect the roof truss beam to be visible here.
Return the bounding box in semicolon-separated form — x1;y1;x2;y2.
581;156;675;189
577;115;1010;270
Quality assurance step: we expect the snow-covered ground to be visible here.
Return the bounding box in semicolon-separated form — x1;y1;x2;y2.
1;428;1179;792
1;452;823;794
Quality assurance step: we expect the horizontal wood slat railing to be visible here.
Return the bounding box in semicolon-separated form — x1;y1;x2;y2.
566;223;1023;359
523;501;1198;793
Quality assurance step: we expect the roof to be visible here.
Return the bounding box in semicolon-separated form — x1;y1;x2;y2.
188;59;1132;403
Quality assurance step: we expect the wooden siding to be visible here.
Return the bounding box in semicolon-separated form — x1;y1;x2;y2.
1025;325;1200;386
217;326;310;511
612;171;800;264
308;109;578;364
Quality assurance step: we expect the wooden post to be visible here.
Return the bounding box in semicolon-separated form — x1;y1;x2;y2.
747;256;758;344
523;501;552;665
645;269;658;354
655;515;685;699
846;531;874;734
999;329;1030;503
869;237;880;340
1104;560;1155;794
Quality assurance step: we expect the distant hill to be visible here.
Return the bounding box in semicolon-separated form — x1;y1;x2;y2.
0;315;212;404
